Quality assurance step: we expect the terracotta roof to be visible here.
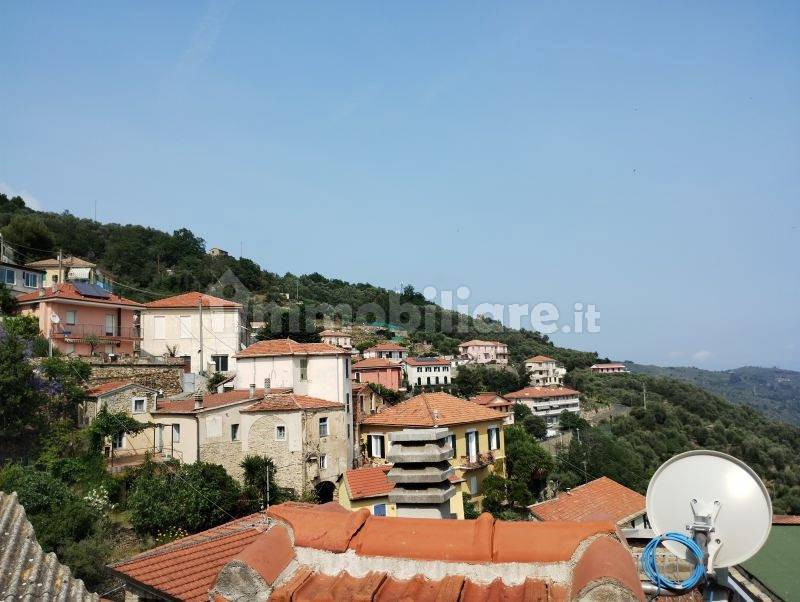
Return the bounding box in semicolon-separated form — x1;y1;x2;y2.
153;387;288;413
458;339;506;347
344;465;394;500
144;291;242;309
26;255;96;269
86;379;137;397
0;491;98;601
242;393;343;412
109;511;269;602
526;355;557;363
320;330;350;337
404;356;451;366
361;392;505;427
236;338;348;358
773;514;800;525
528;477;646;525
591;363;627;369
15;283;142;307
506;386;580;400
352;357;401;370
365;342;407;352
469;392;513;407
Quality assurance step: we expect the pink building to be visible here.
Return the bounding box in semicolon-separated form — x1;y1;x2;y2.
16;283;143;357
457;339;509;364
352;358;403;391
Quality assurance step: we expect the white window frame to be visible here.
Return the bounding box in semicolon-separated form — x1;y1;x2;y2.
111;432;125;450
131;397;146;414
172;423;181;444
179;315;192;339
211;354;229;372
319;453;328;470
276;425;286;441
22;271;37;288
488;427;500;451
65;310;76;325
318;417;329;438
466;429;478;462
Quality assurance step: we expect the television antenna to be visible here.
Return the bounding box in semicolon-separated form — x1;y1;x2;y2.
644;450;772;597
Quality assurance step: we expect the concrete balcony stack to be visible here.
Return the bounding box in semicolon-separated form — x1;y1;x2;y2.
387;428;456;519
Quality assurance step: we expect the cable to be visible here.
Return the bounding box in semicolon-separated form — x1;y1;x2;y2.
640;532;705;593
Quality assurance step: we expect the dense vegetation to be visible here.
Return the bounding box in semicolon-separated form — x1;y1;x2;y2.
628;362;800;426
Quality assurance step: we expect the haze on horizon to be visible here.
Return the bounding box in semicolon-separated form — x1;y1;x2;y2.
2;2;798;371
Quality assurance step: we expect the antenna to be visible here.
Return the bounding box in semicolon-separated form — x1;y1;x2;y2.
644;450;772;595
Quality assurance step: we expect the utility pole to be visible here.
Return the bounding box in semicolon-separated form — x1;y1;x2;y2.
0;232;4;262
57;249;63;287
642;382;647;409
198;298;204;375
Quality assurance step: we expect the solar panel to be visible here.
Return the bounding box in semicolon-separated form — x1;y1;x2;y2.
73;281;112;299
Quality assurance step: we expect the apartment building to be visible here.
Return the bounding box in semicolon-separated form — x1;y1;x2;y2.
404;356;453;388
506;386;581;436
457;340;509;364
524;355;566;387
352;357;403;390
362;342;407;362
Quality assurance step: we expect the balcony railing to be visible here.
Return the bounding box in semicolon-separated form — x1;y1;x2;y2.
460;451;496;470
54;323;142;340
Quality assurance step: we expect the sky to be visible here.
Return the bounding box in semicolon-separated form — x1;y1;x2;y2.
2;2;799;370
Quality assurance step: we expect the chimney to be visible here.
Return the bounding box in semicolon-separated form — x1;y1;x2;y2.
249;383;256;398
387;428;456;519
194;390;204;410
264;378;271;395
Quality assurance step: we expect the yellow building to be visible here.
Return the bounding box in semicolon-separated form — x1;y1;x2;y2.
336;464;465;519
359;392;506;505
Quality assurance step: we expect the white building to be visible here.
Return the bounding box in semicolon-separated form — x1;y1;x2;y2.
141;292;247;374
362;342;407;362
590;363;628;374
506;386;581;436
403;357;453;388
524;355;566;387
233;338;354;466
457;340;509;364
0;261;43;297
320;330;352;350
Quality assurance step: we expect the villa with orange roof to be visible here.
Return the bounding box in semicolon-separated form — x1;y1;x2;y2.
524;354;566;387
320;329;353;349
15;282;142;357
140;291;248;374
591;362;628;374
362;341;408;362
506;386;581;436
469;392;515;425
360;392;506;503
403;356;453;390
457;339;508;364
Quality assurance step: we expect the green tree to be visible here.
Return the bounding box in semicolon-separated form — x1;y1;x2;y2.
1;213;55;259
462;493;480;519
0;323;48;437
0;284;16;315
39;356;91;424
240;455;295;507
523;415;548;439
513;402;532;422
559;411;590;431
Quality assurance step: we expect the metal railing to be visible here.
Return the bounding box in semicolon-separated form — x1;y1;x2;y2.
54;323;142;339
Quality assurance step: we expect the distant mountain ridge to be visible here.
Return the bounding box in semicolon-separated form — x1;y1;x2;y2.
626;363;800;425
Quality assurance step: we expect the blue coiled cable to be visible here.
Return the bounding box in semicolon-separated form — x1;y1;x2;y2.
641;532;706;592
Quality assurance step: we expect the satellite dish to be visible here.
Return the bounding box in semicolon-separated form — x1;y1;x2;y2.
646;450;772;568
50;313;61;324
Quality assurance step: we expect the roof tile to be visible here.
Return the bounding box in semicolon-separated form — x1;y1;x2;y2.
506;386;580;400
236;338;349;358
144;291;242;309
528;477;645;524
361;392;506;427
15;283;142;307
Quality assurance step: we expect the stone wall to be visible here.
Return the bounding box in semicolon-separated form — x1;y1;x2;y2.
246;414;306;494
89;363;184;395
200;440;246;481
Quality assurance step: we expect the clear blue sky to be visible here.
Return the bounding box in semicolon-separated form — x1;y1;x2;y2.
2;2;799;370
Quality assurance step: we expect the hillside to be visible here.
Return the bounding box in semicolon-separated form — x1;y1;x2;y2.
627;363;800;426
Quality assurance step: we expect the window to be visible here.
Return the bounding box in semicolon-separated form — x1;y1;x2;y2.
443;376;448;384
2;268;15;285
300;358;308;380
426;377;431;385
448;434;457;456
488;427;500;451
22;271;37;288
466;430;478;462
469;476;478;495
51;274;58;284
276;425;286;440
373;503;387;516
111;432;124;449
319;454;328;470
417;377;421;385
346;393;350;413
153;315;166;339
212;311;224;332
211;354;229;372
105;344;114;355
230;424;239;441
369;434;385;458
319;417;329;437
172;424;181;443
132;397;146;414
105;314;115;336
65;310;76;325
344;359;349;379
179;315;191;339
435;376;440;385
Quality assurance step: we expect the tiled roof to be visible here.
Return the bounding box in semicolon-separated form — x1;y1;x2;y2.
113;502;645;601
506;386;580;399
343;465;394;500
591;363;627;369
773;514;800;525
0;491;98;601
361;392;505;427
86;379;138;397
153;387;287;414
458;339;505;347
109;511;269;602
526;355;556;363
26;255;96;269
528;477;646;525
144;291;242;309
352;357;401;369
236;338;348;358
320;330;350;337
242;393;343;412
15;283;142;307
365;342;407;352
469;392;513;407
404;356;451;366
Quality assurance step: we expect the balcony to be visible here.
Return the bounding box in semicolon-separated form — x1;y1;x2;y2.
459;451;496;470
53;323;142;340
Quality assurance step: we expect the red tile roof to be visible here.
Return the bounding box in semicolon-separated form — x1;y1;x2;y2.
26;256;96;269
114;502;646;602
458;339;505;347
352;357;402;370
343;465;394;500
153;387;287;413
320;330;350;337
526;355;556;363
86;380;137;397
15;283;142;307
235;338;348;358
773;514;800;525
506;386;580;400
591;363;627;369
528;477;646;525
404;356;451;366
469;392;513;407
242;393;343;412
361;392;506;427
365;342;407;352
144;291;242;309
